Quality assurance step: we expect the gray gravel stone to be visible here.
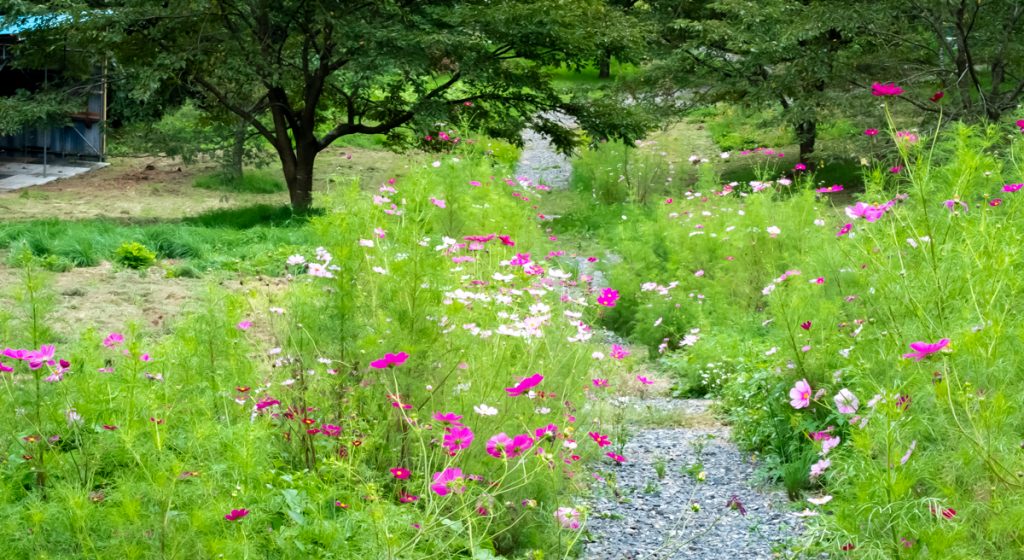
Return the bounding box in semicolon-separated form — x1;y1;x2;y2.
582;407;802;559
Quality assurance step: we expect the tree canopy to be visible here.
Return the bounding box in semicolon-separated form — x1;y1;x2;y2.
4;0;651;210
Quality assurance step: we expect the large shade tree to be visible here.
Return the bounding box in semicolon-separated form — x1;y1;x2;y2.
6;0;649;210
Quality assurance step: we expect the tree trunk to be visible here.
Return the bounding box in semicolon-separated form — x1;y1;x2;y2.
597;51;611;79
283;144;317;213
796;119;817;162
226;120;246;180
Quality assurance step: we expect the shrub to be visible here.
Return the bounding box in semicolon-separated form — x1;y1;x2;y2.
112;241;157;269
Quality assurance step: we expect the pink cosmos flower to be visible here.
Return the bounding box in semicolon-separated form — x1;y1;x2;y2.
809;458;831;478
794;162;807;171
871;82;904;96
224;508;249;521
800;321;812;330
589;431;611;447
834;388;859;414
430;467;465;496
1003;183;1022;192
554;507;582;530
498;235;515;247
864;128;879;136
320;424;341;437
369;352;409;369
845;202;887;222
103;332;124;347
837;223;852;236
943;199;969;213
236;321;252;331
896;130;919;144
430;197;446;209
890;165;903;174
596;288;620;307
900;440;917;465
610;344;630;360
505;373;543;397
442;426;474;453
789;379;812;409
390;467;411;479
1016;119;1024;132
636;375;655;385
816;185;843;193
902;338;949;361
592;378;609;388
399;492;419;503
0;361;12;373
606;452;627;463
469;180;482;187
990;198;1003;207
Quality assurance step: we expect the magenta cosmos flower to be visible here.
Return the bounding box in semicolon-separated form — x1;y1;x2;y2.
224;508;249;521
589;431;611;447
596;288;620;307
871;82;904;96
610;344;630;360
485;432;534;458
864;128;879;136
390;467;411;479
837;223;852;237
789;379;812;409
1003;183;1022;193
505;373;543;397
103;332;124;347
430;467;465;496
370;352;409;369
1016;119;1024;132
902;338;949;361
442;425;474;453
606;452;627;463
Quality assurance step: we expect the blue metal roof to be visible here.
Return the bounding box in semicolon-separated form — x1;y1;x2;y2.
0;15;70;36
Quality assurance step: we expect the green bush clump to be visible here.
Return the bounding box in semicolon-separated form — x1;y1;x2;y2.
562;101;1024;556
112;241;157;269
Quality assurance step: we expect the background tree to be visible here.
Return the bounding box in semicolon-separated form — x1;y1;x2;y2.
641;0;881;162
893;0;1024;121
7;0;651;211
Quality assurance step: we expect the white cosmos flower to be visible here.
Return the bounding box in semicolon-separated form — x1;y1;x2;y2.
473;404;498;416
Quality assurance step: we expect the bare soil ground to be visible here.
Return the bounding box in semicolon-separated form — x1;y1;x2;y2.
0;146;411;221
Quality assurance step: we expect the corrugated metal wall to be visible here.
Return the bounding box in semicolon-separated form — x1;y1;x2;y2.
0;88;104;159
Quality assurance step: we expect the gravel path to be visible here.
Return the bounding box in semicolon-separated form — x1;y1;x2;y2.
517;123;801;558
582;400;801;559
514;112;575;189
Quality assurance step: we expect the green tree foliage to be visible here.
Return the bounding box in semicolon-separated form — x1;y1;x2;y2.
641;0;880;161
635;0;1024;160
5;0;652;211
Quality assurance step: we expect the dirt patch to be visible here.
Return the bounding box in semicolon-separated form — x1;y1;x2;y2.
0;147;413;222
0;262;201;340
